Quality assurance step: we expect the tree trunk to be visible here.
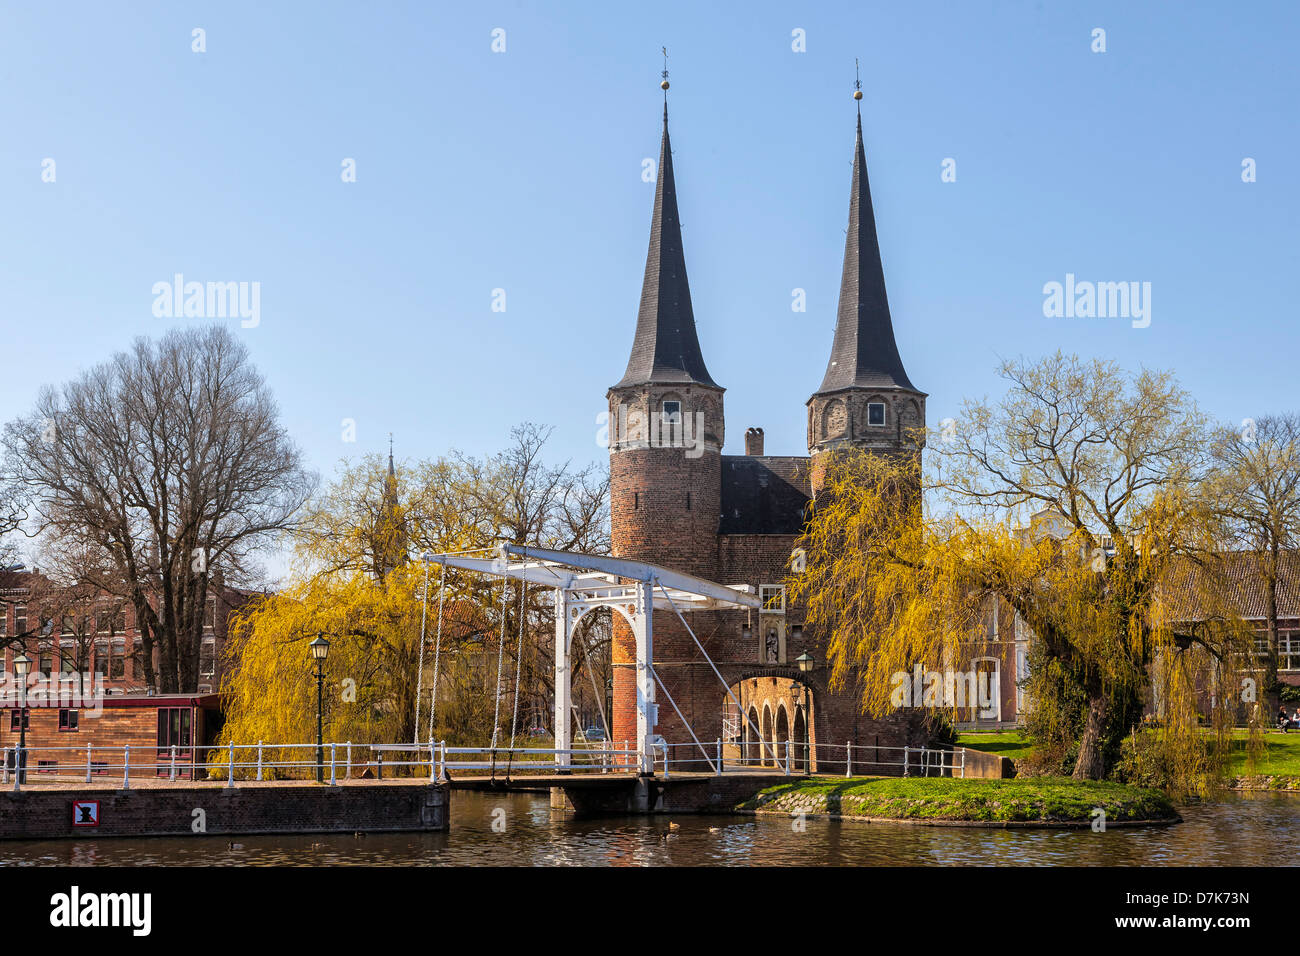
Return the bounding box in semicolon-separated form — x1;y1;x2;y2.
1073;692;1110;780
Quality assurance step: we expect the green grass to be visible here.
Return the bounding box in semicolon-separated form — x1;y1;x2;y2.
737;776;1176;824
956;731;1037;763
1218;730;1300;779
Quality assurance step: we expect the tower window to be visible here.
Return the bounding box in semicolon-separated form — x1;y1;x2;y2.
760;585;786;614
661;401;682;425
867;402;886;426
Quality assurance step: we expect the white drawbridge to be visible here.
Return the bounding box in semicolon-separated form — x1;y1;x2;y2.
425;544;761;773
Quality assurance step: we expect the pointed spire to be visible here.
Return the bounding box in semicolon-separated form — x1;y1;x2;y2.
613;76;719;390
815;87;917;395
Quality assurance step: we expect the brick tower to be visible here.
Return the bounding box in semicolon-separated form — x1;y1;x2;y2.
605;86;933;772
807;103;926;493
607;98;725;752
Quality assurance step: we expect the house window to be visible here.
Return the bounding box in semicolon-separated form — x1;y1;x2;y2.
204;600;216;631
13;604;25;636
36;760;58;774
59;709;79;732
94;641;109;677
38;642;53;676
157;707;192;749
110;639;126;680
200;639;216;677
59;643;78;673
867;402;886;426
661;401;682;425
9;710;29;732
759;585;786;614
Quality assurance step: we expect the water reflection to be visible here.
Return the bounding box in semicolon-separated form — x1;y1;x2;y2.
0;791;1295;867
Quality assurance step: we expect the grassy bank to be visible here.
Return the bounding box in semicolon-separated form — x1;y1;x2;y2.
956;731;1037;763
737;776;1178;825
1222;731;1300;789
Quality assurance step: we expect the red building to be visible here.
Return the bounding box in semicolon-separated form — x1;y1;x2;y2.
0;568;252;776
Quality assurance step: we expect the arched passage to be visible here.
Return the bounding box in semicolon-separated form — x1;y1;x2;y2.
724;674;817;771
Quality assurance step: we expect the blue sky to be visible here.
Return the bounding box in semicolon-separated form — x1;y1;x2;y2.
1;1;1295;521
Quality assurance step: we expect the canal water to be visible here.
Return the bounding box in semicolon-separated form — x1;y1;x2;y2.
1;790;1296;866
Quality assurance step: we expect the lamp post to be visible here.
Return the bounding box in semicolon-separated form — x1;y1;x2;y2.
13;653;31;786
795;652;815;774
309;634;330;784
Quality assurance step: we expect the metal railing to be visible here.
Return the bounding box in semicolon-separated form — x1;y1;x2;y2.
652;739;967;778
1;737;969;789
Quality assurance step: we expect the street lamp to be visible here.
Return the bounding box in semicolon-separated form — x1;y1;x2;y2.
309;634;330;783
13;653;30;787
794;652;815;774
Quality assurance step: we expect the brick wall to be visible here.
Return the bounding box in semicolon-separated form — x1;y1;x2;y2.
0;782;448;840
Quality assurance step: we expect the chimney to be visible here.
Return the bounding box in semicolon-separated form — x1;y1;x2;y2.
744;427;765;456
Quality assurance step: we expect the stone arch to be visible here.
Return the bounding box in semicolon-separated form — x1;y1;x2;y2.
821;398;848;441
746;706;761;765
775;705;790;766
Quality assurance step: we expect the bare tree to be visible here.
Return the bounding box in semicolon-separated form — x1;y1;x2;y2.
3;325;316;693
1210;414;1300;714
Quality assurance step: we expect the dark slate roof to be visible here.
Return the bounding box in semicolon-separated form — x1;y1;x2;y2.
719;456;811;535
614;105;719;390
815;111;918;395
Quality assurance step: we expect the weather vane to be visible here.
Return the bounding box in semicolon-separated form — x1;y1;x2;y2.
854;57;863;101
661;46;670;92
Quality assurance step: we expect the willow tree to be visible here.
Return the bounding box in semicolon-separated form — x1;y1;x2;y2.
791;353;1251;785
218;425;611;755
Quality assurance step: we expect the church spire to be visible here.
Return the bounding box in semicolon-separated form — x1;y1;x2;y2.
814;77;917;395
613;64;718;390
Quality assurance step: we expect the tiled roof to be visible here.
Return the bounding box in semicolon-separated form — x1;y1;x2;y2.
1160;551;1300;622
815;111;919;396
613;105;718;390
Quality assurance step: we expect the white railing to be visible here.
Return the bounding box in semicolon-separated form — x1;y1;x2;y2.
1;740;442;790
371;742;640;778
1;737;970;789
653;739;968;778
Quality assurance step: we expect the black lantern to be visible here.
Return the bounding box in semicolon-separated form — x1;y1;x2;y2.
310;634;330;783
12;653;31;785
793;653;814;773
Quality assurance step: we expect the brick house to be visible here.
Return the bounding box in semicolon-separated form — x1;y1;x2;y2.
0;568;254;696
605;97;934;771
983;519;1300;728
0;568;252;776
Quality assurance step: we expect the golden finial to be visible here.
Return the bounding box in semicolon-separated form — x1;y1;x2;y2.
854;57;863;100
661;47;670;91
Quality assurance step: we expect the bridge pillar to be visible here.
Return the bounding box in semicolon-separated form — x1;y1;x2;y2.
554;589;571;770
635;579;656;775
